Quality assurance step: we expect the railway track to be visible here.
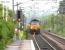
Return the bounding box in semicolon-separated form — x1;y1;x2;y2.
32;33;55;50
44;32;65;45
41;31;65;50
28;30;65;50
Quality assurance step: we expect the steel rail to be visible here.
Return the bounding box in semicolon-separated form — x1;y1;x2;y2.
33;33;41;50
40;34;56;50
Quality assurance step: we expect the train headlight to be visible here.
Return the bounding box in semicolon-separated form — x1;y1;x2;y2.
31;26;33;29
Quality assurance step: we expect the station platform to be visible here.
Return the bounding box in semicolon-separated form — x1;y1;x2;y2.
5;40;35;50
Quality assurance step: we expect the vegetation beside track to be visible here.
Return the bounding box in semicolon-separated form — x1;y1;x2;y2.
41;0;65;37
41;14;65;37
0;4;15;50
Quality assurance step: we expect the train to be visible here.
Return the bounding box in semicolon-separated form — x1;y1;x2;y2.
28;19;40;34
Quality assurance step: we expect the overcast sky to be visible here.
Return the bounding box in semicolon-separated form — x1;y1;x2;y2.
0;0;63;17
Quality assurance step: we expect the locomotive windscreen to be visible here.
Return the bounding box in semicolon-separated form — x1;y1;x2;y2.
31;21;39;25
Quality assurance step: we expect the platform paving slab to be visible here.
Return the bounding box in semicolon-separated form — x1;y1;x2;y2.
5;40;35;50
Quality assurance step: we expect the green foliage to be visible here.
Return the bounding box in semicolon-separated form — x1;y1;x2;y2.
42;14;65;37
0;19;15;50
8;10;14;17
0;4;15;50
0;4;3;18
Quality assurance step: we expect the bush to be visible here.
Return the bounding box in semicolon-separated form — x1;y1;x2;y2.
0;19;15;50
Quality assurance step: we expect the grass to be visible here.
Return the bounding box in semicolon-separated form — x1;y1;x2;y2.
42;25;65;38
55;32;65;38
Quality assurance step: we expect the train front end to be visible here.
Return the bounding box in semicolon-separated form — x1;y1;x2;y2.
29;19;40;34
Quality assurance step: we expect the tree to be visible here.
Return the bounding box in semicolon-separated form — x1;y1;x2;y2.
8;9;14;17
0;4;3;19
59;0;65;14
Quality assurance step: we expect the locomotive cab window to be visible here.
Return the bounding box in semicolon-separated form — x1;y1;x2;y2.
31;21;40;25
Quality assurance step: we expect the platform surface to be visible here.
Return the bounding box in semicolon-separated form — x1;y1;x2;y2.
5;40;35;50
